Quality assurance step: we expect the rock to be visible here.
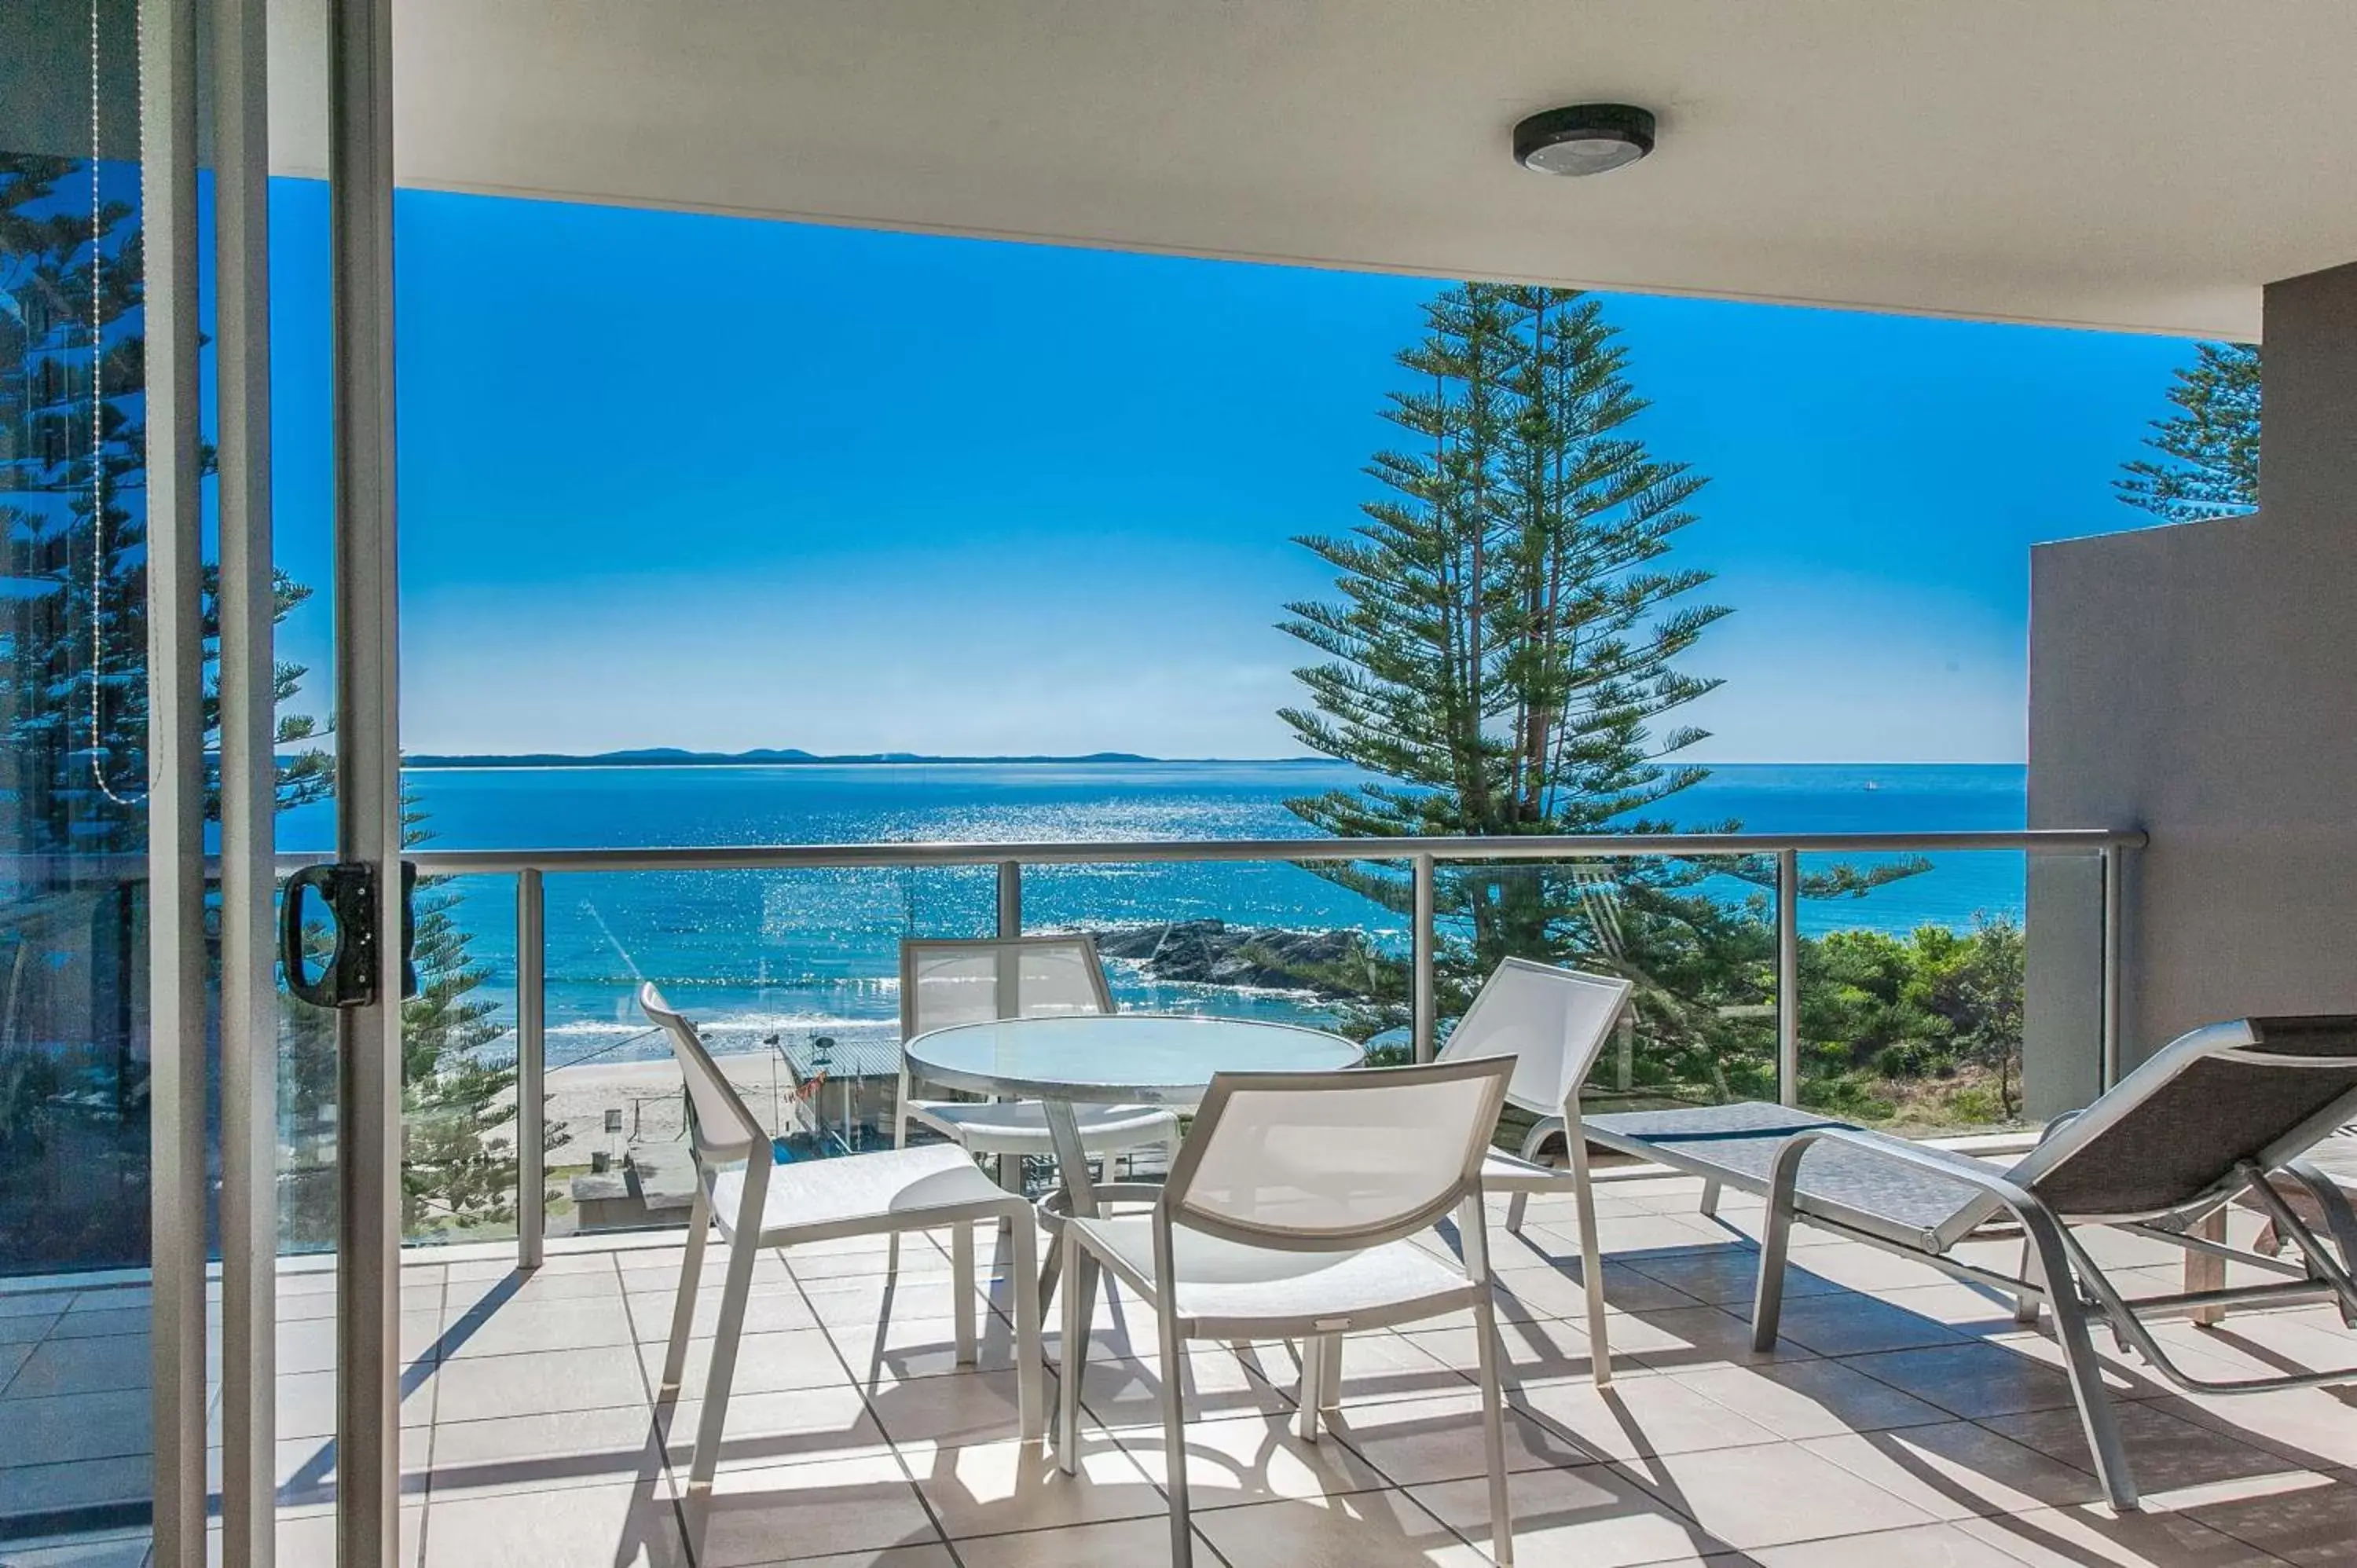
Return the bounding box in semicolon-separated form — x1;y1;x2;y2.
1155;921;1228;980
1080;919;1370;998
1088;924;1178;962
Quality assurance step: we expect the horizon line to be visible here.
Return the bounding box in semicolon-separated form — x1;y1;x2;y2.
395;749;2032;770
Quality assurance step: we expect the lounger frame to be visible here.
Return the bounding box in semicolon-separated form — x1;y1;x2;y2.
1750;1128;2357;1511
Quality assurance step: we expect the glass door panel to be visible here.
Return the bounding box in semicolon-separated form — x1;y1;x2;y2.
0;0;169;1555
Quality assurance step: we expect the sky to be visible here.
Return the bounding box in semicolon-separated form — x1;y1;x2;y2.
258;183;2197;764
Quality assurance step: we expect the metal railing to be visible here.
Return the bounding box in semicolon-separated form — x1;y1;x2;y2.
377;826;2146;1270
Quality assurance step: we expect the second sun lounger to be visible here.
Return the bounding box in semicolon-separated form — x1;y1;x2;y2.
1578;1015;2357;1511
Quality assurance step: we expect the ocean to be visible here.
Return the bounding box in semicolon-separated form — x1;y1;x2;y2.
280;760;2030;1069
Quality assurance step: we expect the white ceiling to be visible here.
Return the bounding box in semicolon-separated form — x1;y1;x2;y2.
269;1;2357;339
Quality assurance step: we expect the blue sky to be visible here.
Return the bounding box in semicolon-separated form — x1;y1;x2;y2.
261;184;2194;762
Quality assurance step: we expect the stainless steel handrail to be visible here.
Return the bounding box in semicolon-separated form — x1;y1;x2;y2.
397;826;2142;876
0;827;2147;882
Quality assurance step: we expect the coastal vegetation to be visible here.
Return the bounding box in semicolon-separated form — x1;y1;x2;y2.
1095;907;2029;1128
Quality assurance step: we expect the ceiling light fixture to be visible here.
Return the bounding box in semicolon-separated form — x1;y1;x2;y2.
1512;104;1656;177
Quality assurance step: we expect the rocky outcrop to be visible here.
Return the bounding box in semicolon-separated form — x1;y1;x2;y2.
1088;919;1370;997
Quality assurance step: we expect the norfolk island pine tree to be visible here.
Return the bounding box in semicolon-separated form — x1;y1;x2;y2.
1277;282;1923;1106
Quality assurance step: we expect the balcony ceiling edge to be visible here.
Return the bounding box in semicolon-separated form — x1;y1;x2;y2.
257;1;2357;342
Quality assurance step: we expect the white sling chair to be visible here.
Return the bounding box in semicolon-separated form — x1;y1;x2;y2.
897;936;1178;1180
1436;957;1634;1384
1056;1055;1522;1568
640;984;1046;1547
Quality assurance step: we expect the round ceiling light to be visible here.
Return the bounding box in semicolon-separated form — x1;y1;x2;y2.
1512;104;1656;177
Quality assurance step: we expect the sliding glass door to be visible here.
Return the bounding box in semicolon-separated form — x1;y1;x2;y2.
3;2;409;1563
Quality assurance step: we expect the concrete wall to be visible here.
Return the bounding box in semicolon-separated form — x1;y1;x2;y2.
2026;260;2357;1111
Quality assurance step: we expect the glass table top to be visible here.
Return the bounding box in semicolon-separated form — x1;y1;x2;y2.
904;1013;1364;1104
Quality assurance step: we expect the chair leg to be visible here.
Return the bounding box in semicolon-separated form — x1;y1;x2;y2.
1007;1205;1045;1442
2029;1218;2139;1512
1056;1225;1088;1473
1750;1177;1797;1352
951;1219;979;1366
2186;1209;2228;1327
891;1076;910;1269
685;1217;761;1541
1505;1190;1530;1236
660;1182;711;1397
1155;1282;1195;1568
2014;1236;2044;1326
1472;1292;1516;1568
1295;1336;1325;1442
997;1150;1023;1235
1037;1217;1064;1310
1699;1178;1722;1219
1567;1137;1611;1387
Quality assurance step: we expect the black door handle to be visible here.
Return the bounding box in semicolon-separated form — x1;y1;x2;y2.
279;860;420;1009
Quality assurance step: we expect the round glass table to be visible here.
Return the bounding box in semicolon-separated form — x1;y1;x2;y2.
904;1013;1364;1308
904;1013;1362;1108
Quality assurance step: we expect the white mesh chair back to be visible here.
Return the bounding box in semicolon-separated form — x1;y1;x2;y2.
899;936;1114;1039
640;983;765;1166
1164;1056;1515;1250
1999;1014;2357;1229
1438;958;1633;1117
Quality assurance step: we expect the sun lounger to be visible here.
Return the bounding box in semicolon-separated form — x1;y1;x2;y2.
1580;1016;2357;1511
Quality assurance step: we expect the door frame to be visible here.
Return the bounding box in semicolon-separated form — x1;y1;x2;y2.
144;0;409;1561
213;0;281;1561
326;0;409;1562
140;0;209;1558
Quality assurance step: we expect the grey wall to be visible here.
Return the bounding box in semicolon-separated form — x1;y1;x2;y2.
2026;260;2357;1111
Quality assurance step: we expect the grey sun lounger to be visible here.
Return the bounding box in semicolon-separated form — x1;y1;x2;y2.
1579;1016;2357;1511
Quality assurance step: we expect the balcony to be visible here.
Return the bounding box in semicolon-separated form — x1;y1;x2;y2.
11;1167;2357;1566
18;820;2300;1565
5;830;2355;1566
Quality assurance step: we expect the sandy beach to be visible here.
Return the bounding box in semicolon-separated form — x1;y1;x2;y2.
542;1050;802;1152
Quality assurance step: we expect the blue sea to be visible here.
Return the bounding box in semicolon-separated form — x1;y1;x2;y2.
284;760;2029;1068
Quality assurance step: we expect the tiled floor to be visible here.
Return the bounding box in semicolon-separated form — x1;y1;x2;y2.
9;1176;2357;1566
